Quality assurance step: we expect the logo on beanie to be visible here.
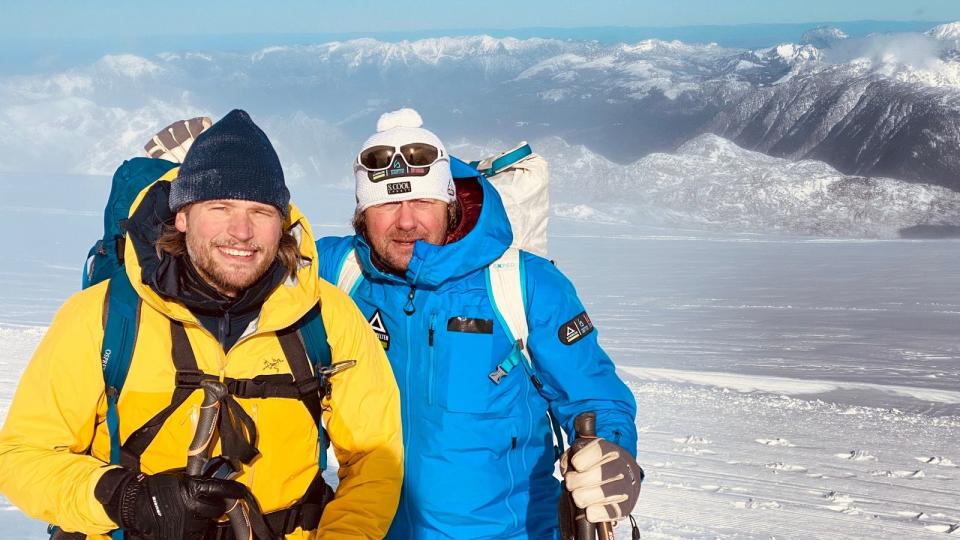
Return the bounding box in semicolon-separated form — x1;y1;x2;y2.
368;155;430;182
387;181;412;195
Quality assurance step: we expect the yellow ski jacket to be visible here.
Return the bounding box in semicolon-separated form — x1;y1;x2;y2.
0;172;403;538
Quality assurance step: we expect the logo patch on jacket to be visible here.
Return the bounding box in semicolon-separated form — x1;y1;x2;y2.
447;316;494;334
368;309;390;350
558;311;593;345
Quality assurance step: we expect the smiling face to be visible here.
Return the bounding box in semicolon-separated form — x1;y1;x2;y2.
175;199;283;296
363;198;449;274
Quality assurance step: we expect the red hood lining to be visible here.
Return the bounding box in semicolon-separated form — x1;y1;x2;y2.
445;178;483;245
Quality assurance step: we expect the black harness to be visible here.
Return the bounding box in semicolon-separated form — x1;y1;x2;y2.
119;315;332;539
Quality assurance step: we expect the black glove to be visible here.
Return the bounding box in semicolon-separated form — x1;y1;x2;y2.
95;467;246;540
560;438;644;523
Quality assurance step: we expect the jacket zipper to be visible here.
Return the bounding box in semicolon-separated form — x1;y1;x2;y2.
427;313;437;405
504;427;520;529
402;312;415;528
218;313;229;351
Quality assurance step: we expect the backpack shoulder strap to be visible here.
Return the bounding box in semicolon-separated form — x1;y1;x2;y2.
297;303;332;370
101;269;141;466
486;248;566;457
334;247;363;296
288;303;333;470
486;247;531;381
471;142;533;177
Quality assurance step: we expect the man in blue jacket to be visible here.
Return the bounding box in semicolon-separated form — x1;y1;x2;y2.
316;108;640;539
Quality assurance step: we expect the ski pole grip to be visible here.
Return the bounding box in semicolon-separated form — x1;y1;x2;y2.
573;412;597;440
186;379;226;476
571;412;599;539
572;412;616;540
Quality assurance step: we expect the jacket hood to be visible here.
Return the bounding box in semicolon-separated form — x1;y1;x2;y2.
123;168;321;331
352;157;513;289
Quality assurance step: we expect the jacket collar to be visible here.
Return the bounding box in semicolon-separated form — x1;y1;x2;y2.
123;168;321;333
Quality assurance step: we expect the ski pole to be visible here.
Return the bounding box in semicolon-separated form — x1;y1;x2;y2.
571;412;615;540
189;380;255;540
186;379;226;475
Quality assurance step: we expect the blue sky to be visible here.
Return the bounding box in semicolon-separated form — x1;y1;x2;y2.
4;0;959;38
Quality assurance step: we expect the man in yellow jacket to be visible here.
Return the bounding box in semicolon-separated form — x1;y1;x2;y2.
0;109;403;539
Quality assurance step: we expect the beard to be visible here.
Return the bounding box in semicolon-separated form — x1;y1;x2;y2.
186;234;278;297
369;226;447;275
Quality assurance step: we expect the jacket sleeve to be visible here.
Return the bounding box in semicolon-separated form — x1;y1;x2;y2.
316;283;403;539
522;253;639;456
0;288;119;534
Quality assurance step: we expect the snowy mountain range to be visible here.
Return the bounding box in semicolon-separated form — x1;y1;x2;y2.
542;134;960;237
3;23;960;236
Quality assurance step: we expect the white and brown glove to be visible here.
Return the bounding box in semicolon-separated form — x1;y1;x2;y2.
560;438;643;523
144;116;212;163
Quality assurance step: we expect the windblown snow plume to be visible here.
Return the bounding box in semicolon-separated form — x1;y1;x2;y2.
801;26;849;49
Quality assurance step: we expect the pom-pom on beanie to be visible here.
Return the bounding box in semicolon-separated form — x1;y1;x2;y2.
355;108;455;211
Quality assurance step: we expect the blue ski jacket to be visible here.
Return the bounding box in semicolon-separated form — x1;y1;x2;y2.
316;159;637;539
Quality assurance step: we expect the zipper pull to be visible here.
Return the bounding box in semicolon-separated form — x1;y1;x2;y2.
218;315;228;349
403;285;417;315
428;313;436;346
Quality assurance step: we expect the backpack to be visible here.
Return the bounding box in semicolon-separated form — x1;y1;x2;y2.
336;144;565;454
470;142;549;258
66;158;336;539
83;158;178;288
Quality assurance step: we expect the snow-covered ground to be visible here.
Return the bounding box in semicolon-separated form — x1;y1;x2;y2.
549;221;960;538
1;173;959;538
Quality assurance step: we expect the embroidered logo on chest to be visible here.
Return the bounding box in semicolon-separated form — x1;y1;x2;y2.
368;309;391;351
262;357;283;373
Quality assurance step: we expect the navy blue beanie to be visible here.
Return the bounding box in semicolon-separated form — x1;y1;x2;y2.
169;109;290;216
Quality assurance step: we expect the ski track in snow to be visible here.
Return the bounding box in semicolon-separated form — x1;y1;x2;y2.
621;366;960;406
623;377;960;538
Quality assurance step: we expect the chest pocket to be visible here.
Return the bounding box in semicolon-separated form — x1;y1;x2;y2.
431;311;523;415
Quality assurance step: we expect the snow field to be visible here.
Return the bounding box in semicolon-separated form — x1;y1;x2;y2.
624;376;960;538
3;323;958;539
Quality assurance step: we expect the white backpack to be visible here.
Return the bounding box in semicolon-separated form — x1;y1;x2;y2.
472;142;550;258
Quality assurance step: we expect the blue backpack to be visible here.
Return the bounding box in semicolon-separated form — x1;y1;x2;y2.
83;158;178;289
62;158;335;539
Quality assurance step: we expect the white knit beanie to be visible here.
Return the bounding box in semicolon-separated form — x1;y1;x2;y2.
355;108;455;211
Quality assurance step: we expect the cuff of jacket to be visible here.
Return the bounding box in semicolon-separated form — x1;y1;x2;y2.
93;467;137;527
